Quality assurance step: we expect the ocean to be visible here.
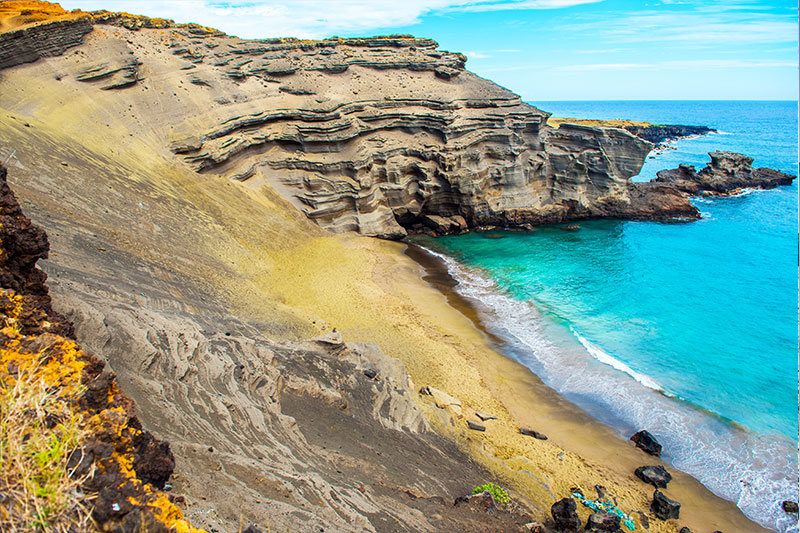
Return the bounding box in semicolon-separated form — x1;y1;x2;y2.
413;101;798;532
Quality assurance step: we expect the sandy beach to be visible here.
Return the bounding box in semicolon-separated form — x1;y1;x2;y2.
264;231;771;532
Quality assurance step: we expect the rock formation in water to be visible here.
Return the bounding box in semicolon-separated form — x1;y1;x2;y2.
623;124;716;147
655;151;796;195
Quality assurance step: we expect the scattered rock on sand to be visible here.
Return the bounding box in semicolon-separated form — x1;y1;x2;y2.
783;500;799;513
475;411;498;421
551;498;580;531
524;522;548;533
630;430;662;456
420;386;463;416
467;420;486;431
635;465;672;488
650;490;680;520
678;527;692;533
454;491;496;513
586;512;621;531
520;427;548;440
242;526;263;533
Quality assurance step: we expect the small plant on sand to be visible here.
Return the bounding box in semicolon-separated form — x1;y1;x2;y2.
473;482;510;505
0;371;91;532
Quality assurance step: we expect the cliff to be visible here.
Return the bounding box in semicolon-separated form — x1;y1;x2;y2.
547;118;716;148
0;1;702;240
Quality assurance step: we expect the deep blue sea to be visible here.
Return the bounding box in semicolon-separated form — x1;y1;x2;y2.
414;101;798;532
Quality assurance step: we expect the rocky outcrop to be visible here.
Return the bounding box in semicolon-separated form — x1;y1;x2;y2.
76;57;142;89
0;3;712;238
656;151;796;195
0;2;92;70
623;124;716;147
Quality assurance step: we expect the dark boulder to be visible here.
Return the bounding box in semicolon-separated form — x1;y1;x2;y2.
783;500;799;513
650;490;680;520
678;528;692;533
634;465;672;488
551;498;580;531
655;151;796;195
586;512;621;531
467;420;486;431
454;491;496;513
520;427;548;440
630;430;661;456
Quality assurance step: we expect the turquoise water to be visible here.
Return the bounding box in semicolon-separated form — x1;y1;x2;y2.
415;101;798;532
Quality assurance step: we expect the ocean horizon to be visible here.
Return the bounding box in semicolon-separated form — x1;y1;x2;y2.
415;100;799;532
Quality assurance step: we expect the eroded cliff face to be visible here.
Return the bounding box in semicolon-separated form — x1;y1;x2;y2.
162;32;689;237
0;2;698;239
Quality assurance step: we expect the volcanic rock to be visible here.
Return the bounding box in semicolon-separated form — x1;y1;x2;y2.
783;500;799;513
586;512;621;531
650;490;680;520
454;490;496;512
630;430;662;456
551;498;580;531
634;465;672;488
656;151;796;195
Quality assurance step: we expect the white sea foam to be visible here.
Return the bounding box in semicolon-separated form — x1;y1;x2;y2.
418;243;799;533
570;328;663;392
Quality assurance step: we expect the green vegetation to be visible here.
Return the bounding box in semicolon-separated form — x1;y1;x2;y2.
473;482;511;505
0;371;90;532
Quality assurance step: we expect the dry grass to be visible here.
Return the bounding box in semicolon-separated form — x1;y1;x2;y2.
0;370;93;532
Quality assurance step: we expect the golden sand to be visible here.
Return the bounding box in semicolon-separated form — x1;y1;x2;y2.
265;232;769;532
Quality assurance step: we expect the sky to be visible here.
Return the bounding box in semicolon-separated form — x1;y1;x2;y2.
59;0;798;100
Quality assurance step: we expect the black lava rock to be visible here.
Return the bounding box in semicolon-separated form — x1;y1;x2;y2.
635;465;672;488
651;490;680;520
586;512;621;531
630;430;662;456
783;500;799;513
551;498;580;531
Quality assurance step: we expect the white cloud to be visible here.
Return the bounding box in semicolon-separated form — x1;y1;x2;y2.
465;51;492;58
663;59;797;68
563;6;798;46
59;0;603;39
557;62;653;71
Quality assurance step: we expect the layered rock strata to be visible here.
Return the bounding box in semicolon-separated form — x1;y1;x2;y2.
656;151;796;195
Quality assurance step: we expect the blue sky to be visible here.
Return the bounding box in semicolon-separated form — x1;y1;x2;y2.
60;0;798;100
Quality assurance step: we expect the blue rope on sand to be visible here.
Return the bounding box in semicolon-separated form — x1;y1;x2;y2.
571;492;636;531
